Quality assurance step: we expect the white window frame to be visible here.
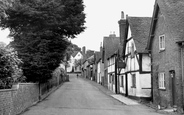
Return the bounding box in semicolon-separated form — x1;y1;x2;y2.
159;35;165;51
159;72;166;89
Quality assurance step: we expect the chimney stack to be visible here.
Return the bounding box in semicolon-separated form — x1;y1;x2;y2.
118;11;128;45
118;11;128;59
82;46;86;55
109;31;116;37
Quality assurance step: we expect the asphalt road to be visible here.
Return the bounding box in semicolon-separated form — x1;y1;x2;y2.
21;74;165;115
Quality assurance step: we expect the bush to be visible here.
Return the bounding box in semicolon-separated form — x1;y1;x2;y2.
0;45;24;89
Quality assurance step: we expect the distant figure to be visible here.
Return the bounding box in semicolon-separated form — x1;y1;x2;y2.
77;74;78;78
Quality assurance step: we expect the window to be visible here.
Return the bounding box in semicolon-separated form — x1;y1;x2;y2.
109;74;111;83
120;75;124;87
112;74;115;84
131;74;136;88
159;72;165;89
159;35;165;51
131;42;135;58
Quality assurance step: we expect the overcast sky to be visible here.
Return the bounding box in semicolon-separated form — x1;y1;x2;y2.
72;0;155;51
0;0;155;51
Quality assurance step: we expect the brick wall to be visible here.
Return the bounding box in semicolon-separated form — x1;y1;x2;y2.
151;1;184;111
0;89;14;115
13;83;39;115
0;83;39;115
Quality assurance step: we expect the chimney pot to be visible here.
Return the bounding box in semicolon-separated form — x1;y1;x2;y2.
121;11;124;19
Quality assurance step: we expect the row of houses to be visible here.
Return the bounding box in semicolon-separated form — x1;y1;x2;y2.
81;0;184;113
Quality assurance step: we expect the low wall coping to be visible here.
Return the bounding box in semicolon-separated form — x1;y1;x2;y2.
18;83;39;85
0;88;17;92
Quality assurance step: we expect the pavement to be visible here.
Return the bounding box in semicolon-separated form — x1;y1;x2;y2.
111;94;139;105
82;76;182;115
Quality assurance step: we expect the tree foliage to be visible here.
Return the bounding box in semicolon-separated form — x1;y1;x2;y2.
0;0;86;82
0;44;24;89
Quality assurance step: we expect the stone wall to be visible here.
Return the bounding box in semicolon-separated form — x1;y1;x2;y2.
0;83;39;115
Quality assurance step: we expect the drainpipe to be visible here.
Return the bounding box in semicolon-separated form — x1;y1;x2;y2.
178;42;184;111
181;43;184;110
115;54;118;94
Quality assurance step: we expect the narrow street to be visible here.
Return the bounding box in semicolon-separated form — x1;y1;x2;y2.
21;74;165;115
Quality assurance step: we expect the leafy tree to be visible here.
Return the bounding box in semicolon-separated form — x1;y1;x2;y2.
0;0;85;82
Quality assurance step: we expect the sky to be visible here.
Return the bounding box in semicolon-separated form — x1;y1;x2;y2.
72;0;155;51
0;0;155;51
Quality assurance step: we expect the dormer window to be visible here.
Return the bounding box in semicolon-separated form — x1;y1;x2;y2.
159;35;165;51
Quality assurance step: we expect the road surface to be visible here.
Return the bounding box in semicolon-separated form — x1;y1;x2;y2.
21;74;166;115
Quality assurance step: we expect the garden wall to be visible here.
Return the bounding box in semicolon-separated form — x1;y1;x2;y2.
0;83;39;115
0;67;67;115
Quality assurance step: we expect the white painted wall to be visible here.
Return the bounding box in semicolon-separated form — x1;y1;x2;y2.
120;38;151;98
74;52;83;60
107;56;116;92
97;61;101;83
67;52;83;73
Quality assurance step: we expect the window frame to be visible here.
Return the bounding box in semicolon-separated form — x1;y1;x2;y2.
131;42;135;58
120;75;124;87
109;74;111;83
159;72;166;90
159;35;165;51
131;74;136;88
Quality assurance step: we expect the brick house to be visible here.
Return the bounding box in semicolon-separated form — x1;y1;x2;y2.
118;12;152;99
102;33;120;88
146;0;184;112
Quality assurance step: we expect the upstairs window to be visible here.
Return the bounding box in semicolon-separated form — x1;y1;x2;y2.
131;42;135;58
159;35;165;51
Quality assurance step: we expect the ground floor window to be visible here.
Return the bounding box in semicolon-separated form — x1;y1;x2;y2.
120;75;124;87
159;72;165;89
131;74;136;88
109;74;111;83
112;74;115;84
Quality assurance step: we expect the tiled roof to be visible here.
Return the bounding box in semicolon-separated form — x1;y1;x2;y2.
147;0;184;50
82;50;95;64
95;52;101;63
159;0;184;42
128;17;151;53
71;51;78;57
71;51;82;58
103;36;120;59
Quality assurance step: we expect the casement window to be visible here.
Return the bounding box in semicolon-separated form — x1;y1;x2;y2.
127;45;131;54
112;74;115;84
109;74;111;83
159;72;165;89
131;74;136;88
120;75;124;87
159;35;165;51
131;42;135;58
